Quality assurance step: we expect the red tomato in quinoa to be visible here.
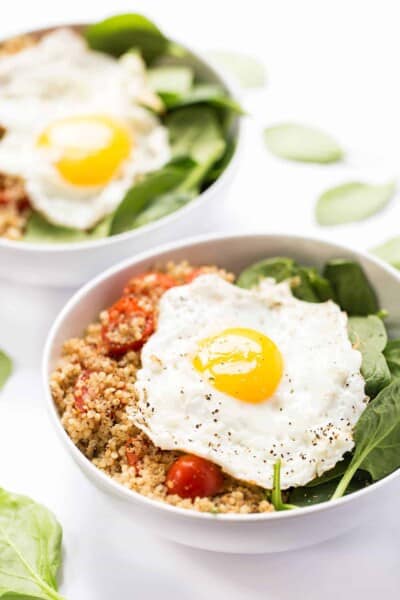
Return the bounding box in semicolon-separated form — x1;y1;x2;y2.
102;296;154;357
166;455;224;499
73;370;93;412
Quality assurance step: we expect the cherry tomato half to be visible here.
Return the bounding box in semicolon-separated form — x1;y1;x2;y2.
166;454;224;499
123;272;178;298
102;296;154;357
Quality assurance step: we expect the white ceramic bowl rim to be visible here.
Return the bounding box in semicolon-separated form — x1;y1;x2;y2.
0;21;243;253
43;231;400;522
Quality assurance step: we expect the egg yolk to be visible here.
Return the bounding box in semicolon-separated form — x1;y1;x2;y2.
37;115;133;186
193;327;283;404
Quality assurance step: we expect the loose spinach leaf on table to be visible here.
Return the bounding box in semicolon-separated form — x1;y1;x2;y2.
110;159;194;235
348;316;391;397
384;339;400;378
237;257;334;302
0;488;64;600
85;13;169;62
264;122;343;164
0;349;12;391
316;181;395;226
372;236;400;270
323;260;378;316
332;379;400;499
206;50;266;89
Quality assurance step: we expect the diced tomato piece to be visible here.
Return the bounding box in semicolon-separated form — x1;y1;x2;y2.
73;370;94;412
102;296;154;357
166;454;224;499
123;272;178;298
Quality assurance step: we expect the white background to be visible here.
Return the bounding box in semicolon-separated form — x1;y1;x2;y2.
1;0;400;598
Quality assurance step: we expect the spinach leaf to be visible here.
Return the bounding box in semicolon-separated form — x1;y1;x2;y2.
264;122;343;164
85;13;168;62
372;236;400;270
148;65;193;95
323;260;378;316
298;267;335;302
290;471;370;507
237;257;334;302
332;379;400;499
316;181;395;226
271;460;297;511
237;257;296;289
0;349;12;391
160;83;244;114
24;213;111;243
348;316;391;397
166;106;226;189
204;140;235;185
384;339;400;378
206;50;266;89
0;488;64;599
305;456;351;487
110;160;193;235
132;190;195;228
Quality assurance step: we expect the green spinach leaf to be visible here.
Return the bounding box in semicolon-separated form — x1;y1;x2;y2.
132;190;195;228
237;257;334;302
85;13;168;62
290;471;370;507
24;213;111;243
0;488;64;599
316;181;395;226
166;106;226;188
237;257;296;289
332;379;400;498
110;160;193;235
348;316;391;397
323;260;378;316
148;65;193;95
264;122;343;164
206;50;266;89
160;83;244;114
384;339;400;378
372;236;400;270
0;349;12;391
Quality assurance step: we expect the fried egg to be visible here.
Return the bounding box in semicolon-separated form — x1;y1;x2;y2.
132;274;367;489
0;29;169;229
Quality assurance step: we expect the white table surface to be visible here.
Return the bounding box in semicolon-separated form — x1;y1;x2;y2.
1;0;400;597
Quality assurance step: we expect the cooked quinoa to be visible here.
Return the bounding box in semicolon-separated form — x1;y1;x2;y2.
51;262;274;514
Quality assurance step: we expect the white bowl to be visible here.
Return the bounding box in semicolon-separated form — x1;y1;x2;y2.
0;24;243;288
43;233;400;553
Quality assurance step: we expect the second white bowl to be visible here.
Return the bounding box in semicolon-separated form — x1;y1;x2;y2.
43;233;400;552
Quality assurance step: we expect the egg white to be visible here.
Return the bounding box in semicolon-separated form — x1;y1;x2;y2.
0;29;169;230
132;274;368;489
